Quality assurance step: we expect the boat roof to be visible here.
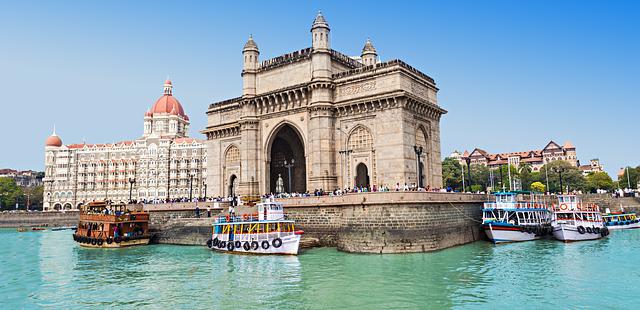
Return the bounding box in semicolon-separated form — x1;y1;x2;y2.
492;190;542;195
213;220;295;226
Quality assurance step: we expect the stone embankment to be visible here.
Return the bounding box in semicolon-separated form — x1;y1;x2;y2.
145;192;487;254
0;211;79;228
579;194;640;213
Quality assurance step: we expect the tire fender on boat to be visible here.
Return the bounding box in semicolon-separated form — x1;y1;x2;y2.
272;238;283;248
206;239;213;248
235;241;241;249
227;242;235;251
91;238;97;245
219;241;226;249
261;240;270;250
586;227;593;234
251;241;259;250
577;226;586;234
97;239;104;246
243;242;251;251
212;238;220;247
106;237;113;244
114;236;122;243
594;227;601;234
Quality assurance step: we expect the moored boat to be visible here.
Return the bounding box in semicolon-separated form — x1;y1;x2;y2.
482;191;552;244
72;201;151;248
207;199;303;255
602;208;640;230
551;195;608;242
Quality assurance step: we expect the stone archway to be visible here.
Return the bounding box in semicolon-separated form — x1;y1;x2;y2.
63;203;72;210
267;124;306;194
53;203;62;211
228;174;237;197
355;163;370;189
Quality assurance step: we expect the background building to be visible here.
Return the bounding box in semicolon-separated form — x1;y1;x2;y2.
0;169;43;187
457;140;582;171
203;13;446;197
43;80;207;211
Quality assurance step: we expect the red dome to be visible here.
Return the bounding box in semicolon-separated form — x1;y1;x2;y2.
45;134;62;147
165;79;172;85
152;95;186;117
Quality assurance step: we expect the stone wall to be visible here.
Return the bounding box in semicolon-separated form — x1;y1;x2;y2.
0;211;79;228
278;192;485;253
579;194;640;213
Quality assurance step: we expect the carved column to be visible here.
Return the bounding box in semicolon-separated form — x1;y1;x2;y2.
237;99;260;196
307;83;338;191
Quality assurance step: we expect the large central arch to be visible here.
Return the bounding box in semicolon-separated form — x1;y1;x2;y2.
266;123;306;194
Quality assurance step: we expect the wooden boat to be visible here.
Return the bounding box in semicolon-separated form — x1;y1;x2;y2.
16;227;27;232
72;201;150;248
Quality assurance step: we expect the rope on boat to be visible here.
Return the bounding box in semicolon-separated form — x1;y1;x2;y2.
447;202;483;223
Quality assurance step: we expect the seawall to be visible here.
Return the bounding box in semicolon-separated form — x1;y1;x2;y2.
0;211;79;228
151;192;486;254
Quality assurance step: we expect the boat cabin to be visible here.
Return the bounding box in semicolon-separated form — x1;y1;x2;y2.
257;201;285;221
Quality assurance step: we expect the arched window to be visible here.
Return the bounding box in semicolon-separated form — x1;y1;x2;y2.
348;126;373;151
416;126;428;149
225;145;240;166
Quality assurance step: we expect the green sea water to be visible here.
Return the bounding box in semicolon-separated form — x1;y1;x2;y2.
1;228;639;309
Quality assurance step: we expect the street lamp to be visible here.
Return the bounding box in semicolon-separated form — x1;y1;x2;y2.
464;157;472;190
284;159;295;193
189;173;195;201
552;166;565;194
413;145;424;188
203;181;207;201
128;178;136;203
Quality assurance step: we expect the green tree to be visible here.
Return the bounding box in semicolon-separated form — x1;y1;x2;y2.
530;181;545;193
21;185;44;210
542;161;586;193
619;166;640;189
442;157;462;190
0;178;24;210
585;172;614;193
492;164;519;191
470;164;490;191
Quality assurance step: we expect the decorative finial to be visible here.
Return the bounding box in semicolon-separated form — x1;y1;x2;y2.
52;124;57;135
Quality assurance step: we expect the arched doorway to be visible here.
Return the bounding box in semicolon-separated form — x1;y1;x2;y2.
355;163;370;189
268;124;306;194
53;203;62;211
228;174;237;197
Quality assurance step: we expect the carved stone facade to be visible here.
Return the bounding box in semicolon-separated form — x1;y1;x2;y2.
203;13;446;197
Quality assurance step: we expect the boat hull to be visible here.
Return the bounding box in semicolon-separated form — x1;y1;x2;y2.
74;235;151;248
606;222;640;230
483;224;542;243
552;225;602;242
210;234;301;255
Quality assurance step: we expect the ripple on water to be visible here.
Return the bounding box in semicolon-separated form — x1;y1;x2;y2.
1;228;640;309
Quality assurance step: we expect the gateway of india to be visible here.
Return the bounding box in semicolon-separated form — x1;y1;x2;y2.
203;13;447;197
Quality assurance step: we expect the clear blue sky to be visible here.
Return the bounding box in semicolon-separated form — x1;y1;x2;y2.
1;1;638;178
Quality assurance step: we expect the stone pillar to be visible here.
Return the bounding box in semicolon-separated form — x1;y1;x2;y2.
237;100;260;196
308;98;337;191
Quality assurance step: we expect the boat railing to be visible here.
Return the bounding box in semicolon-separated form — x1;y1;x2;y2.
483;202;548;209
80;213;149;222
551;203;599;212
214;213;289;224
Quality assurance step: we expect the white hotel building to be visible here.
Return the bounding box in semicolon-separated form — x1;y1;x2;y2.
43;80;207;211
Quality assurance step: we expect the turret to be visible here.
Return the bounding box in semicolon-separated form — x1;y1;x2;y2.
242;35;259;97
361;38;378;66
311;11;330;50
310;11;332;81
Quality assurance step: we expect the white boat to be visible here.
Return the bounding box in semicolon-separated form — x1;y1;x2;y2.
602;207;640;230
207;200;303;255
551;195;609;242
482;191;552;244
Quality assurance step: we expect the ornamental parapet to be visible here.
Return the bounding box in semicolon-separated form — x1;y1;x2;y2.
202;123;241;140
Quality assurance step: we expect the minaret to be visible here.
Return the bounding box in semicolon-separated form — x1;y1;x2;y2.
361;38;378;66
237;35;261;197
310;11;332;81
308;11;337;191
242;35;259;97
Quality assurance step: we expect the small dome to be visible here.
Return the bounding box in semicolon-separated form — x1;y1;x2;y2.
145;109;153;117
362;38;377;54
45;134;62;147
311;11;329;30
151;80;187;118
164;79;172;85
243;35;259;52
